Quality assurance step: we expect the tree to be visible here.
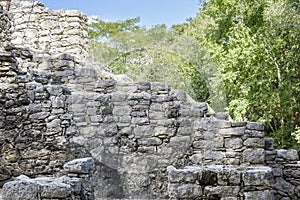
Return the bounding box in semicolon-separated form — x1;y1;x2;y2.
179;0;300;149
88;18;227;109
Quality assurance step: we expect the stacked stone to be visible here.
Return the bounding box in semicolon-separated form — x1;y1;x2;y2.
168;165;274;200
189;119;266;166
266;148;300;199
0;1;299;199
63;157;95;200
0;59;72;186
0;9;13;49
6;0;88;58
0;51;18;83
1;157;95;200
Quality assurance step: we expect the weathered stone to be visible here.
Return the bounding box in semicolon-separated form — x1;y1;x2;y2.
63;157;95;174
243;138;265;148
133;125;153;138
218;127;245;137
212;119;232;128
38;179;72;198
193;140;216;149
153;126;175;137
204;186;240;197
168;183;202;199
225;138;243;149
242;148;265;164
273;177;295;196
138;137;162;146
2;179;39;200
203;150;225;161
246;122;264;131
168;167;198;183
276;150;298;161
243;167;274;187
244;190;274;200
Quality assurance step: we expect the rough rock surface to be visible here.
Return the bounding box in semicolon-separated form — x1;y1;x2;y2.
0;1;299;200
2;157;95;200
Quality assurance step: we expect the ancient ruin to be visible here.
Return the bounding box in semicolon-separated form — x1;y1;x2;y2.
0;1;299;199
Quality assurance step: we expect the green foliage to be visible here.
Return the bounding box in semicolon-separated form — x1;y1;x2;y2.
179;0;300;149
88;19;227;109
88;17;140;40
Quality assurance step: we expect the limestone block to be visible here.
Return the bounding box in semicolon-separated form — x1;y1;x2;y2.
68;103;85;112
193;140;216;149
169;136;191;154
217;127;245;137
204;186;240;197
203;150;225;161
111;93;128;102
276;149;298;161
137;146;156;153
38;180;72;198
2;177;39;200
128;91;151;100
231;121;247;127
150;82;170;93
137;137;162;146
168;166;198;183
225;138;243;150
168;183;202;199
246;122;264;131
193;118;213;131
212;119;232;128
113;105;131;116
242;148;265;164
29;111;50;120
61;177;82;195
151;94;173;102
131;117;149;125
243;138;265;148
63;157;95;174
244;190;274;200
273;177;295;197
244;129;265;138
153;126;175;137
243;167;274;187
133;125;153;138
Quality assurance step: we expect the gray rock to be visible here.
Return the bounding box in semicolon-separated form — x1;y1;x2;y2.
2;178;39;200
277;149;298;161
168;183;202;199
168;166;198;183
246;122;264;131
243;138;265;148
217;127;245;136
242;148;265;164
225;138;243;149
204;186;240;197
243;167;274;187
64;157;95;174
244;190;274;200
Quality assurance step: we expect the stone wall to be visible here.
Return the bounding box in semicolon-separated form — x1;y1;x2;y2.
2;157;95;200
0;0;88;71
0;1;299;200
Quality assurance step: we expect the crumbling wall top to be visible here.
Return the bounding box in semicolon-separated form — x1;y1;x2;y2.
0;0;88;60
